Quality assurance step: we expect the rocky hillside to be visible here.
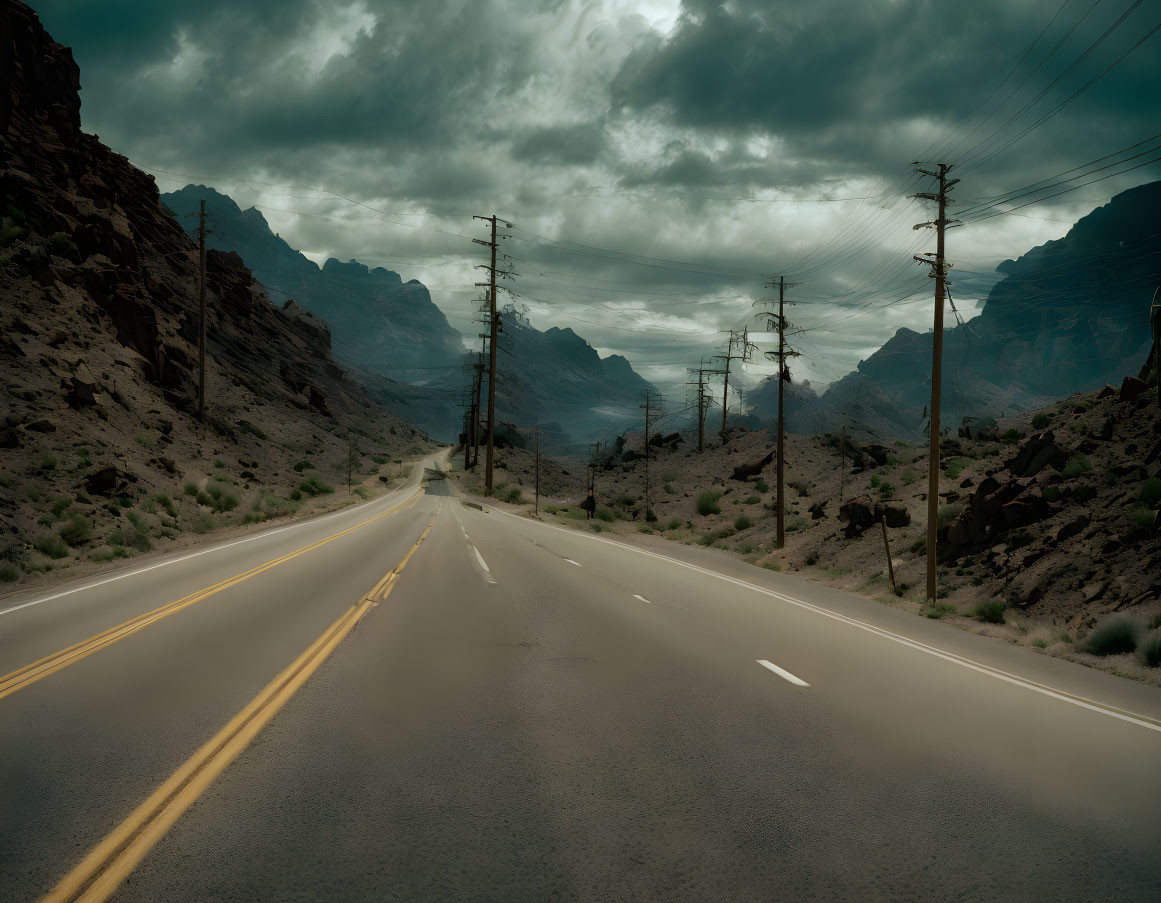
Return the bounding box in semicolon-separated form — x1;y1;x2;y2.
748;181;1161;440
458;371;1161;681
162;185;467;381
0;1;434;588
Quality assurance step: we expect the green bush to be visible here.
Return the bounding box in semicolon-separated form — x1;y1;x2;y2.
636;524;652;533
34;533;69;559
667;518;681;531
870;474;880;488
696;491;722;516
944;458;968;479
878;481;895;499
155;493;177;518
1001;428;1025;446
755;480;769;493
51;496;72;517
184;483;199;496
39;454;57;471
596;508;614;522
1082;615;1141;656
909;538;926;555
1137;477;1161;509
972;600;1006;624
937;504;962;527
923;603;957;619
502;487;522;503
743;495;760;505
1130;509;1156;529
213;459;226;469
591;523;608;533
192;513;215;534
0;563;19;582
294;460;314;472
0;471;13;489
1137;631;1161;667
901;468;918;486
1062;453;1091;478
1031;412;1050;430
58;516;93;546
298;476;335;497
734;514;752;531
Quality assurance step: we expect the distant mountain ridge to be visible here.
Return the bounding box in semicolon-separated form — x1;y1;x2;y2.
162;185;466;380
748;181;1161;440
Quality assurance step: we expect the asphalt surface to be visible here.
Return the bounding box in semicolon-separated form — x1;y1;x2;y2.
2;464;1160;902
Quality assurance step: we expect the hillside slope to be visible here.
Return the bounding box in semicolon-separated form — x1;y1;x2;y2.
0;1;433;587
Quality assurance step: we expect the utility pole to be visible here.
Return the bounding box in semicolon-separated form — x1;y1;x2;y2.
1151;286;1160;409
687;361;714;453
472;345;484;467
838;424;847;504
714;329;757;444
534;422;541;516
755;277;801;549
474;215;500;496
640;392;655;521
912;162;959;604
347;435;354;495
196;199;207;422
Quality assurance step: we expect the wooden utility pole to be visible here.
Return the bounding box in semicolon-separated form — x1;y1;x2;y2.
838;424;847;504
756;277;801;549
714;329;756;444
640;392;655;521
880;515;897;594
912;162;959;603
474;215;500;496
472;346;484;467
1151;286;1160;408
686;363;713;453
347;435;354;495
534;422;541;516
196;199;207;421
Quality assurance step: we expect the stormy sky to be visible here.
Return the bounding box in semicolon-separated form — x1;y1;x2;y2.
31;0;1161;406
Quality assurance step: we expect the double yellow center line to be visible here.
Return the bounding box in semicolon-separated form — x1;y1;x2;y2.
0;492;421;701
42;520;435;903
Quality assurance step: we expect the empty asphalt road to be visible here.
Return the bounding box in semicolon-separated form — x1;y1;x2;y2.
2;463;1160;902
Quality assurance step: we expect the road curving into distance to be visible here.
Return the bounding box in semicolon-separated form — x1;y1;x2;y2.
1;466;1159;902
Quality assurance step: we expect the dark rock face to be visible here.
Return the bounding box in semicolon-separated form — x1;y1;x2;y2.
161;185;466;379
1009;431;1065;478
731;450;775;481
839;495;875;538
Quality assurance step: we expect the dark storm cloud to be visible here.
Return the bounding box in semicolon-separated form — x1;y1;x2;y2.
27;0;1161;389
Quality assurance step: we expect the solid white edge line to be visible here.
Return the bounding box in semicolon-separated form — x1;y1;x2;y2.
757;659;810;687
476;504;1161;735
472;545;496;583
632;594;652;604
564;559;582;567
0;455;441;617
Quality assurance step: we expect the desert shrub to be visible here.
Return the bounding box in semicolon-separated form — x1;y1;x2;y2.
591;523;608;533
870;474;880;488
664;483;675;495
34;533;69;559
294;460;314;472
788;480;810;497
353;486;372;500
616;494;636;507
298;476;334;497
805;552;818;566
289;490;303;502
1042;486;1060;502
1137;631;1161;667
698;526;735;546
901;468;918;486
594;508;614;522
213;459;225;469
545;506;558;514
370;455;388;465
937;504;962;527
667;518;681;531
909;538;926;554
0;471;12;488
734;514;752;531
786;517;806;533
135;434;155;448
192;513;215;534
743;495;760;505
1062;453;1091;478
944;458;968;479
58;516;93;546
636;524;652;533
502;487;522;503
761;560;781;571
39;454;57;471
878;481;895;499
1130;509;1156;529
406;445;422;455
1082;614;1142;656
972;600;1006;624
922;603;957;619
0;563;19;582
184;483;198;496
1031;412;1050;430
1007;531;1034;550
155;494;177;518
1001;428;1025;445
1137;477;1161;509
50;496;72;517
696;491;722;516
755;480;769;493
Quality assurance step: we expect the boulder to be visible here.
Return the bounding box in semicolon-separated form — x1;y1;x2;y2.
730;450;775;481
61;373;99;407
874;503;911;528
839;495;876;538
1008;431;1061;478
85;466;132;495
0;429;21;449
1097;384;1117;399
1000;491;1053;528
808;501;828;520
1119;376;1148;402
25;419;56;433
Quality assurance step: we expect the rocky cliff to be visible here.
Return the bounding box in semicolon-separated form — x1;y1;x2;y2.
0;1;432;586
162;185;466;381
